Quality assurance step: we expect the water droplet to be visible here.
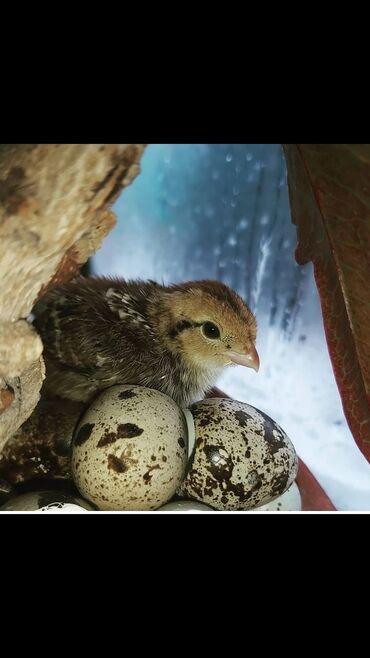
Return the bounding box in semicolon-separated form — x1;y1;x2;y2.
228;235;237;247
226;153;233;162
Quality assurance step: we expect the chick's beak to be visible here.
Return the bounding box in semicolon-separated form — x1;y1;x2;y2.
224;345;260;372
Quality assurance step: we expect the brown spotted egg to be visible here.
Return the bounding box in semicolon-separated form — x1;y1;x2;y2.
71;385;188;510
177;398;298;511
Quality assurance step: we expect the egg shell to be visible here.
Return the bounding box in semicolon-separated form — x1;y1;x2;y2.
158;500;214;512
0;490;95;511
72;385;188;511
37;503;91;513
177;398;298;511
253;481;302;511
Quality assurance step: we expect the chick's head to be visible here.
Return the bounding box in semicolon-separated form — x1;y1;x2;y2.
161;280;259;373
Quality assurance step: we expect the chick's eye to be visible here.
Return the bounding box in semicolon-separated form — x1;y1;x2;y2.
202;322;221;339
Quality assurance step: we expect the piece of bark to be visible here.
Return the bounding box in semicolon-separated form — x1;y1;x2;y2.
0;144;145;453
0;320;45;450
0;320;43;378
283;145;370;461
0;144;144;320
0;353;45;452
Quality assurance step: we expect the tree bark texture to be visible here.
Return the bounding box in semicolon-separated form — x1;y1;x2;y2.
0;144;146;453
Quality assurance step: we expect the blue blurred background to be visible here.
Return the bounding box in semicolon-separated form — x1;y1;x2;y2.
93;144;370;510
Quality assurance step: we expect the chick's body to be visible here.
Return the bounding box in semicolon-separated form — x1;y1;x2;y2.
33;277;259;407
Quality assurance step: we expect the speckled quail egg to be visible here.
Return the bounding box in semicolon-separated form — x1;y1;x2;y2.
158;500;214;512
253;481;302;511
0;490;95;512
72;385;188;511
177;398;298;511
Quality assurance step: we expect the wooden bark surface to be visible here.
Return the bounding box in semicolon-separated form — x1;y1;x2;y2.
0;144;145;453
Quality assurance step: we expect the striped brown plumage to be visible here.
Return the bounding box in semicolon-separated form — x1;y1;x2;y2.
33;277;258;407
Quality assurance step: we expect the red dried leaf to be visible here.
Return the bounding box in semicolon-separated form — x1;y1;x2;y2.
284;145;370;461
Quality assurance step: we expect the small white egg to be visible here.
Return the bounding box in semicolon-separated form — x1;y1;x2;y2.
253;481;302;511
37;503;91;513
177;398;298;511
0;490;94;511
72;385;188;510
157;500;214;512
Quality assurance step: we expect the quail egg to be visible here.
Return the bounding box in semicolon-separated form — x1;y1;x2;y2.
177;398;298;511
158;500;214;512
0;490;94;512
72;385;188;510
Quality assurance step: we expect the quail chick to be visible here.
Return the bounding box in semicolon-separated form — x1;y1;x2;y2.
33;277;259;407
